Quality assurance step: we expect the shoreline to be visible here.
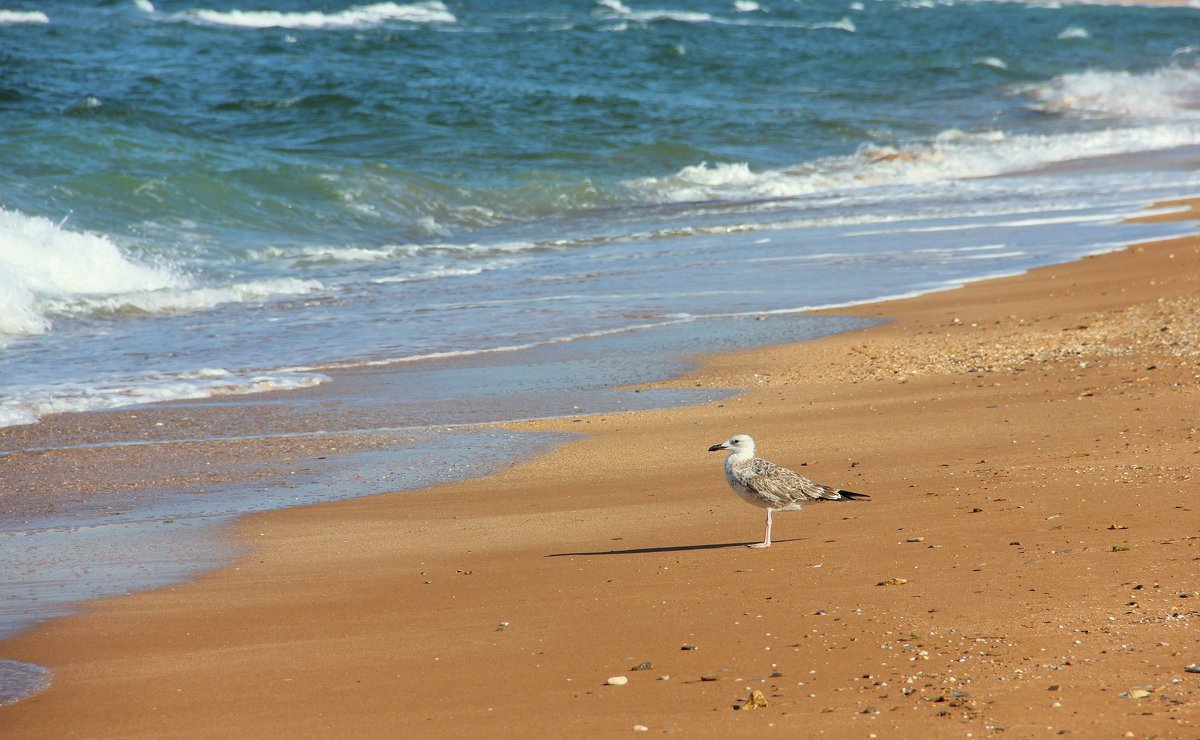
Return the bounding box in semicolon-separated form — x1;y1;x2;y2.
0;309;872;648
1;201;1198;735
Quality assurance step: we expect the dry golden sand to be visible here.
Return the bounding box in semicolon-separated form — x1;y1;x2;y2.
1;202;1198;738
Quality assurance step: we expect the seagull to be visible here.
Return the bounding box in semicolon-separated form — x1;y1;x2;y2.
708;434;870;548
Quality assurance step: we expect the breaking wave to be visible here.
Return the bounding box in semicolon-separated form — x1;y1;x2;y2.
170;1;455;29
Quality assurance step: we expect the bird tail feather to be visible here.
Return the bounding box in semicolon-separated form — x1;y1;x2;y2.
837;489;870;501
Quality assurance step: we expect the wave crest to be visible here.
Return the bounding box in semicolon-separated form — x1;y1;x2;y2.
0;210;183;340
0;209;327;341
178;1;455;29
628;122;1200;203
0;10;48;24
1019;62;1200;121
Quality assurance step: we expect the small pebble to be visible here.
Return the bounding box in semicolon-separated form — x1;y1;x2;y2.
701;675;719;682
606;676;629;686
681;644;698;651
658;675;670;681
630;661;653;671
906;536;925;543
1185;664;1200;674
633;725;649;732
738;689;769;710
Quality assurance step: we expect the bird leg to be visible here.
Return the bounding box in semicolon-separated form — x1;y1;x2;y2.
748;508;773;548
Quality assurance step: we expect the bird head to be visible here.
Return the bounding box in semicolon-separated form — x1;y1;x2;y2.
708;434;755;457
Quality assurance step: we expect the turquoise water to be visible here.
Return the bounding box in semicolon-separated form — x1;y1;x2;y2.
1;0;1198;425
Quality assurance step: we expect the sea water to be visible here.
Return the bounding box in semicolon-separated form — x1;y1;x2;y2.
2;0;1198;427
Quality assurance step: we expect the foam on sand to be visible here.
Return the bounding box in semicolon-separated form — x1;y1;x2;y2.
0;367;329;429
0;659;51;707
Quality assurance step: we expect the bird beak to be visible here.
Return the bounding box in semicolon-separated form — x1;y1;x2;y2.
708;443;728;452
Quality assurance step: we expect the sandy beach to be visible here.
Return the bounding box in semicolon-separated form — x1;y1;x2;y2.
2;200;1198;737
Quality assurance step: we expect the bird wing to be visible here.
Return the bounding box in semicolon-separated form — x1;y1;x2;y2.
738;458;843;506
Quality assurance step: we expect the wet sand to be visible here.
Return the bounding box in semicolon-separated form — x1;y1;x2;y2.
1;201;1198;737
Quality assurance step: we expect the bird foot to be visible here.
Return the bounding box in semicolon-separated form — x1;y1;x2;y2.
747;542;771;549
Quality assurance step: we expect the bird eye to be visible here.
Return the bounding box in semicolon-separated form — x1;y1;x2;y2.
730;439;739;445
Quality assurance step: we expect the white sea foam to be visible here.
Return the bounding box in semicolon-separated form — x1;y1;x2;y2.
0;210;184;339
974;56;1008;70
0;9;48;24
1020;65;1200;121
0;209;328;339
287;245;414;265
134;0;155;13
595;0;713;23
846;212;1121;237
371;266;486;284
0;368;329;429
628;120;1200;203
0;274;45;341
597;0;852;30
733;1;761;11
810;16;855;32
180;1;455;29
40;278;324;320
1057;26;1089;40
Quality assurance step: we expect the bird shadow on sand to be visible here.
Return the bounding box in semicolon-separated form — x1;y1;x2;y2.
547;538;807;557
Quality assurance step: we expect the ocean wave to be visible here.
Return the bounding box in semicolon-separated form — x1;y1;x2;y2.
596;0;713;23
0;368;329;429
260;239;544;266
174;1;455;30
40;278;325;320
973;56;1008;71
627;121;1200;203
0;209;327;338
1019;63;1200;121
595;0;855;31
1057;25;1089;40
0;9;48;24
0;209;183;339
